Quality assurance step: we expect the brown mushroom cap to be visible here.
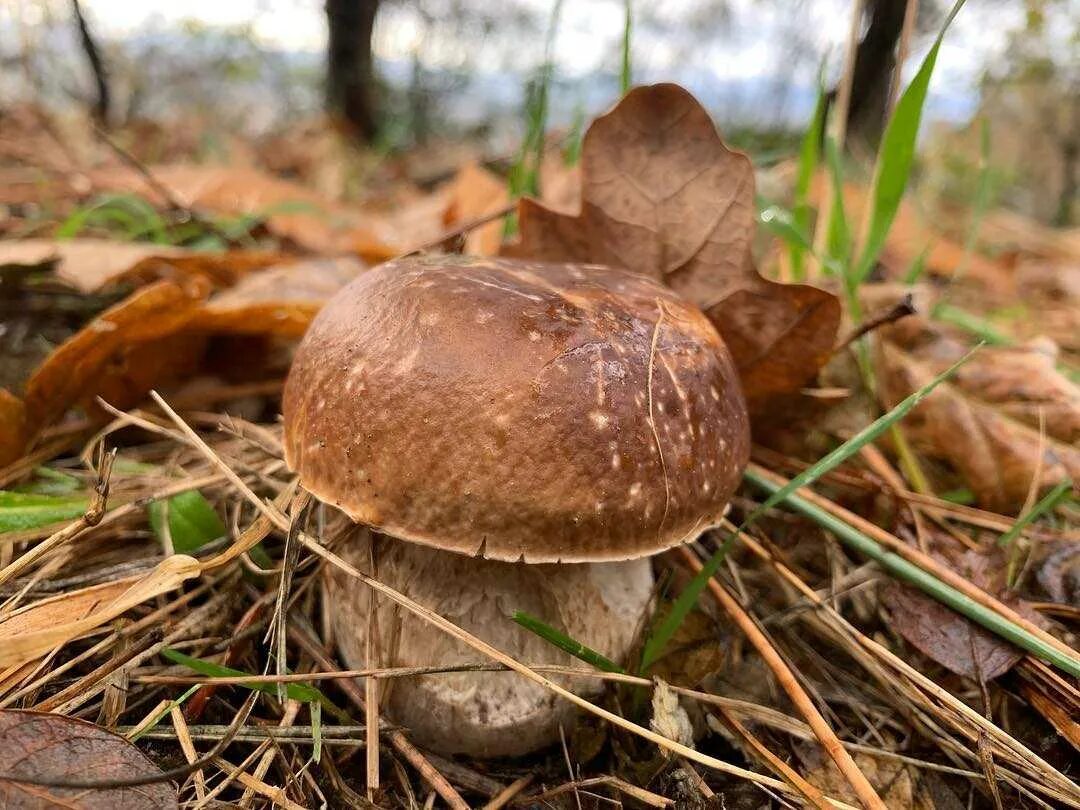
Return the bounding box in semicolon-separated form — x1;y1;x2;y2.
283;254;749;563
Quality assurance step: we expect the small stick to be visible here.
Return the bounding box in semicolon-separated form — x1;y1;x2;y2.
483;775;535;810
677;545;886;810
835;294;915;351
710;703;831;810
403;202;515;257
170;705;207;801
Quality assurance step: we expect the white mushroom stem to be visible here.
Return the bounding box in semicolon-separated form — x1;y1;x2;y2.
325;528;654;758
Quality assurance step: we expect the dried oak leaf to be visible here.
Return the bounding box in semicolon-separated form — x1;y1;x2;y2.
884;547;1044;680
878;315;1080;511
509;83;840;407
0;240;278;293
0;710;177;809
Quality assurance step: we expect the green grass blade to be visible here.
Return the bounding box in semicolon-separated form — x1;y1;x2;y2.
791;70;827;281
998;479;1073;551
933;303;1012;345
512;611;625;673
949;118;993;285
852;0;966;286
823;136;851;278
758;202;814;252
743;468;1080;678
0;491;89;533
127;683;204;741
620;0;633;94
159;648;334;708
640;346;979;671
903;241;933;284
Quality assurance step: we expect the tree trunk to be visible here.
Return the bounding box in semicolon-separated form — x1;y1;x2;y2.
326;0;381;142
845;0;909;150
71;0;110;126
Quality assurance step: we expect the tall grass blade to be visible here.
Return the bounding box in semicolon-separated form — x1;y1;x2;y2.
791;69;827;281
513;611;626;673
851;0;966;286
161;648;348;720
621;0;633;95
743;469;1080;678
640;346;979;671
999;479;1072;551
823;137;851;279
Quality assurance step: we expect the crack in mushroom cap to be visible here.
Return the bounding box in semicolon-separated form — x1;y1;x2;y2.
283;254;750;563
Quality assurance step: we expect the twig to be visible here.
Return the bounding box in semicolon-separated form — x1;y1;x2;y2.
484;775;535;810
677;545;886;810
710;703;831;809
836;293;915;351
403;201;515;257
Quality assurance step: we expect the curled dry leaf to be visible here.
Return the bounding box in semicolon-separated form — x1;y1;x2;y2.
650;678;694;752
0;710;178;810
0;555;200;668
877;314;1080;511
509;83;840;408
0;258;365;466
23;278;211;435
0;239;279;293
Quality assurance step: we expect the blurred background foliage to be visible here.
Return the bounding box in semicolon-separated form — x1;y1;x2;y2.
0;0;1076;224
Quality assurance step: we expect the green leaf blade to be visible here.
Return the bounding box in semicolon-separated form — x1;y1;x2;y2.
149;490;226;553
852;0;966;286
0;491;89;533
512;611;625;674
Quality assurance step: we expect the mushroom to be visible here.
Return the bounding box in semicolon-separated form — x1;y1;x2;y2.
283;254;750;757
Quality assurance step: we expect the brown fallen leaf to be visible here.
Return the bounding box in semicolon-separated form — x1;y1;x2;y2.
0;390;25;468
442;161;509;256
509;83;840;408
0;710;178;809
0;239;279;293
0;578;139;639
23;279;210;434
192;256;365;338
0;258;365;466
877;314;1080;511
884;547;1044;680
797;743;929;809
